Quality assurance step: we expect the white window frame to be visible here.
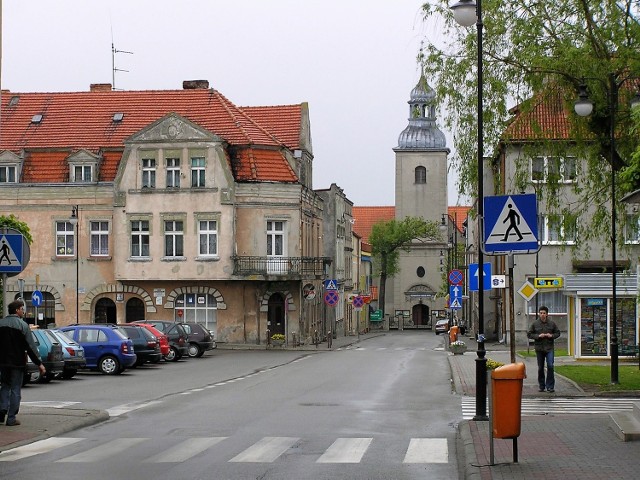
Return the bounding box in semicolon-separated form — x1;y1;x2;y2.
56;221;75;257
166;157;181;188
542;214;576;245
191;156;206;187
142;158;156;188
0;165;17;183
73;164;93;183
531;156;577;184
131;220;150;257
90;221;110;256
164;220;184;257
267;220;288;273
625;214;640;244
198;220;218;257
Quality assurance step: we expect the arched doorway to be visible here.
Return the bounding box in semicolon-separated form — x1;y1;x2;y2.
412;302;430;329
267;292;286;336
95;298;116;324
126;298;145;322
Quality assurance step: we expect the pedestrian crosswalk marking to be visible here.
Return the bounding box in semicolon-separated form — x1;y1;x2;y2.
145;437;227;463
106;400;162;417
317;438;372;463
228;436;299;463
403;438;448;463
56;438;146;463
0;437;82;462
0;436;451;465
461;396;636;419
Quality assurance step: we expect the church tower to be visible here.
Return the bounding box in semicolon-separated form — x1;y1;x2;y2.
390;74;450;328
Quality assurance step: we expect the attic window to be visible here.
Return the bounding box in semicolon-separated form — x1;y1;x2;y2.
31;114;43;124
112;112;124;122
8;96;19;107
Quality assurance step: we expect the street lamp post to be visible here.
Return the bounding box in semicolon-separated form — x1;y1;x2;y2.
69;206;79;324
574;77;640;384
451;0;488;420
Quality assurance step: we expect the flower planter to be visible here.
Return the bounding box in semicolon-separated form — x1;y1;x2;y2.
450;344;467;355
271;340;285;347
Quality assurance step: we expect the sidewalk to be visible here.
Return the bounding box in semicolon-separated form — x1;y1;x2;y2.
450;336;640;480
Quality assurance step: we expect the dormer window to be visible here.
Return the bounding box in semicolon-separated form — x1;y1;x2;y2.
0;165;17;183
74;165;93;183
0;151;23;183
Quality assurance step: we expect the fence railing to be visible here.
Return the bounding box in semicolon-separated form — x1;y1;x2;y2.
232;256;331;276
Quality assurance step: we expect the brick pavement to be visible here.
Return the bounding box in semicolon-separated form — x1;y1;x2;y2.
451;338;640;480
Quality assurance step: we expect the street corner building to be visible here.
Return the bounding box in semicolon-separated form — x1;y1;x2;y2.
0;80;343;345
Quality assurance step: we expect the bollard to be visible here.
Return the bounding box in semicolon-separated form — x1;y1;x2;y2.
327;330;332;348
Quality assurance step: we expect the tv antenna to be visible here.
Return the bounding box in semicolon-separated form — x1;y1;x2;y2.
111;42;133;91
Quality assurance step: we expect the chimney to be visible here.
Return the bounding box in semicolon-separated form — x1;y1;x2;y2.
90;84;113;93
183;80;210;90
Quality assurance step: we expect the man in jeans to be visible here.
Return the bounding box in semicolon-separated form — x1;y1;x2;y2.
0;300;46;426
527;306;561;393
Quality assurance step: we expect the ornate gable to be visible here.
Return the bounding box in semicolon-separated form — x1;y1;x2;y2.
125;113;224;144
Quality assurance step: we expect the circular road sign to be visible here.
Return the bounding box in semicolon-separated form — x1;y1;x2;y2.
448;269;464;285
303;283;316;300
32;290;44;307
353;295;364;308
324;290;339;307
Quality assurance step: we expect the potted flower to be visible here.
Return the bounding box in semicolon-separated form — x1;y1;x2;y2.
449;340;467;355
270;333;286;346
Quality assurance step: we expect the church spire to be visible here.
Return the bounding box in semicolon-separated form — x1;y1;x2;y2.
397;74;447;150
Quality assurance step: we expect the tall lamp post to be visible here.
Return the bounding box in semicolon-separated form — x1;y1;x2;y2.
69;206;79;324
450;0;488;420
574;76;640;384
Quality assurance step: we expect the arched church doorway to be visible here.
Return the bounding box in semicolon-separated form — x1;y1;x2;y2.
411;302;430;329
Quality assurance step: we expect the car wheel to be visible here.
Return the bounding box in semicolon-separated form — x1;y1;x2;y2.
187;343;201;358
164;347;177;362
39;372;56;383
30;370;41;383
195;349;205;358
98;355;121;375
61;369;77;379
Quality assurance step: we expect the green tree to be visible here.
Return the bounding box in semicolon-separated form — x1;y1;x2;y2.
369;216;441;316
420;0;640;249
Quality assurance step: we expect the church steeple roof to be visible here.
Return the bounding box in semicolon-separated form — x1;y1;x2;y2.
396;74;447;150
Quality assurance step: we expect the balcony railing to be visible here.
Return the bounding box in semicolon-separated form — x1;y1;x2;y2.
233;256;331;277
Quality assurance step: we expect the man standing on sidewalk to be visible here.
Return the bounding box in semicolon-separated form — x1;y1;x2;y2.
527;305;560;393
0;300;46;426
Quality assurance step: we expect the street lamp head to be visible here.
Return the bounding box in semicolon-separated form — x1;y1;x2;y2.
69;206;79;225
574;84;594;117
450;0;477;27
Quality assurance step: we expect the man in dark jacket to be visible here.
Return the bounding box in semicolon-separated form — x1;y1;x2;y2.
527;305;561;393
0;300;46;426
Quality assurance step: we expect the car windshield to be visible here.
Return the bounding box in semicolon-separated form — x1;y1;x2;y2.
55;329;76;342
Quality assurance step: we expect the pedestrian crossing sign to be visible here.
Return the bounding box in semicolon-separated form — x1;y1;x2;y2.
0;234;24;273
483;194;540;255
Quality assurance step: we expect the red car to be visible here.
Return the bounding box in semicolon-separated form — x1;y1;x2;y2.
132;322;170;358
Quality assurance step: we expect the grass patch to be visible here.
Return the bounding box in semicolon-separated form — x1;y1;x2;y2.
555;365;640;391
517;348;568;358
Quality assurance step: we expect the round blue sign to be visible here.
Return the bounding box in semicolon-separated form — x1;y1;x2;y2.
32;290;44;307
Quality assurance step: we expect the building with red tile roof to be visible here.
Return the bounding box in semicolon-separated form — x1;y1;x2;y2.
0;80;330;345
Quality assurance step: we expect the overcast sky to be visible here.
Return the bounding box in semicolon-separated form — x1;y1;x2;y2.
1;1;461;207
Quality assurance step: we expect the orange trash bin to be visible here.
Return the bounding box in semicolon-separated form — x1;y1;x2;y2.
448;325;459;344
491;363;526;438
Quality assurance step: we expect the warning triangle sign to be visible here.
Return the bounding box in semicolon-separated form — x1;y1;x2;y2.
485;197;537;246
0;235;21;267
450;298;462;308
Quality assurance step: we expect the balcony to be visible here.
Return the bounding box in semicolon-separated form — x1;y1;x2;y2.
233;256;331;278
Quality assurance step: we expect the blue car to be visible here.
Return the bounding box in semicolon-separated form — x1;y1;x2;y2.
59;325;137;375
30;329;65;383
50;329;87;379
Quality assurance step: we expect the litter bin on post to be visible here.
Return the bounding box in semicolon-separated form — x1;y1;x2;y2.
490;362;526;463
448;325;459;344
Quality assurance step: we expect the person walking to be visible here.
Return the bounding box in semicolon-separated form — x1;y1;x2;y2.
0;300;46;426
527;305;560;393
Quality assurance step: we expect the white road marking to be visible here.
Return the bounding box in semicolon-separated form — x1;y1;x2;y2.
403;438;448;463
146;437;227;462
106;400;163;417
316;437;373;463
228;437;299;463
0;437;82;461
56;438;146;463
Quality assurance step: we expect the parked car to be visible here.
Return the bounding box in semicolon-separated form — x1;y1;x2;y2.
49;329;87;379
117;324;163;366
181;323;216;357
29;328;65;383
434;319;450;335
133;320;189;361
59;325;137;374
133;323;170;358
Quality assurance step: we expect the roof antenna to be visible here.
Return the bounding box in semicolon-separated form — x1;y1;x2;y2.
111;24;133;91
